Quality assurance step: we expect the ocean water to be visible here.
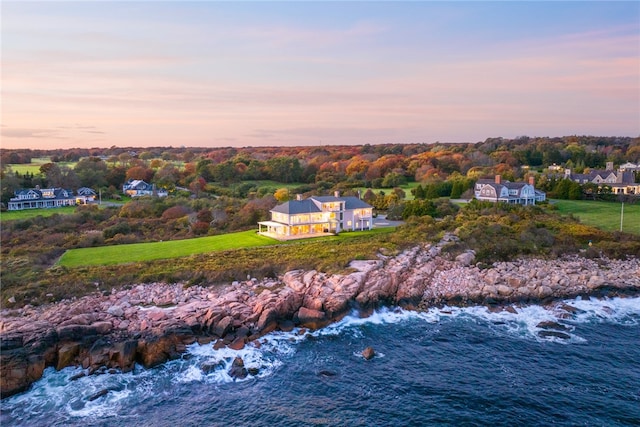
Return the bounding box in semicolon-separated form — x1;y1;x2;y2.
2;296;640;427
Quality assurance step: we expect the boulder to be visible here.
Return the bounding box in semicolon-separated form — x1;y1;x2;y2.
107;306;124;317
228;337;246;351
296;307;327;329
362;346;375;360
229;357;247;380
455;251;475;266
57;343;81;370
496;285;513;297
212;316;233;338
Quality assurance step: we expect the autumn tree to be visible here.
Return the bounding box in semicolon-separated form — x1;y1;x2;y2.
274;188;290;202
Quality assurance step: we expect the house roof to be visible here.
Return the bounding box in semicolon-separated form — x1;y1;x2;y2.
11;187;74;201
341;196;373;209
77;187;96;196
271;196;373;215
271;199;322;215
475;180;536;199
312;196;342;203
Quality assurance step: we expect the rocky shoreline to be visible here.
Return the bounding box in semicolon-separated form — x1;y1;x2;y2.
2;234;640;399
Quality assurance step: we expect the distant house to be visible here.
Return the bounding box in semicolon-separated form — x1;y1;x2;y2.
563;162;639;196
76;187;97;204
122;179;168;197
8;187;77;211
619;162;640;172
474;175;544;205
258;192;373;239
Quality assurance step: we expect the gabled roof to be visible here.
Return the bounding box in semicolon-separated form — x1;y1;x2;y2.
271;196;373;215
77;187;96;196
11;187;74;201
124;180;152;190
341;196;373;209
272;199;322;215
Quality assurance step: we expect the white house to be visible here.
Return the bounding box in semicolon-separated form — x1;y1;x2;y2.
474;176;543;205
122;180;168;197
258;192;373;239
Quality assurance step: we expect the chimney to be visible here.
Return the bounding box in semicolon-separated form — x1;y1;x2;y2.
564;168;571;177
296;194;302;201
495;175;501;184
606;161;613;171
334;190;340;198
528;176;535;186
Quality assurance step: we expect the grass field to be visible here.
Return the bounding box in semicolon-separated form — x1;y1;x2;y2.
0;206;79;221
551;199;640;234
352;182;421;201
57;227;395;267
8;157;77;175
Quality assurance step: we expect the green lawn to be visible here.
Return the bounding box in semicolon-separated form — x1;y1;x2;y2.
57;227;395;267
0;206;78;221
352;182;421;201
551;199;640;234
8;158;77;175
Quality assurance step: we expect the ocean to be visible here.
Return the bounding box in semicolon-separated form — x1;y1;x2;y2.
2;296;639;427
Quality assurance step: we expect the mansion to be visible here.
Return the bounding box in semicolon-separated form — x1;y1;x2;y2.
259;192;373;240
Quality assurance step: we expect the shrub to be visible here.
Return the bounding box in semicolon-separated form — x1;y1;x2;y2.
103;222;132;239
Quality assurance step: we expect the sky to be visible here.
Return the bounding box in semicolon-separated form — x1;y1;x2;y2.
2;1;639;149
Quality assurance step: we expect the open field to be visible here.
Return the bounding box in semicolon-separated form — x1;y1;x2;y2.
551;199;640;234
0;206;79;221
352;182;421;201
7;157;77;175
58;227;395;267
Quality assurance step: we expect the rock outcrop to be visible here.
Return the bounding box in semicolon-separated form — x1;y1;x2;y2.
2;234;639;398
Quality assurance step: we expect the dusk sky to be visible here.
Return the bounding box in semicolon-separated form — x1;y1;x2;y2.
2;1;639;149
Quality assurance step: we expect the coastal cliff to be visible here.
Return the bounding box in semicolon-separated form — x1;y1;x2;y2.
2;234;639;398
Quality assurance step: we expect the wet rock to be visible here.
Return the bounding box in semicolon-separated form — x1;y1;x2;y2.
297;307;327;329
201;361;224;374
536;321;570;331
247;367;259;376
278;320;295;332
228;337;246;351
318;370;337;377
229;357;247;380
87;388;109;401
57;343;81;370
69;372;86;381
362;346;375;360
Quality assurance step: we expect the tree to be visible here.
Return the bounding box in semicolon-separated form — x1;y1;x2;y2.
274;188;290;202
266;157;302;183
381;172;406;188
402;199;436;219
126;165;154;182
212;161;238;185
412;184;426;199
362;189;376;205
0;168;20;205
74;157;108;188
